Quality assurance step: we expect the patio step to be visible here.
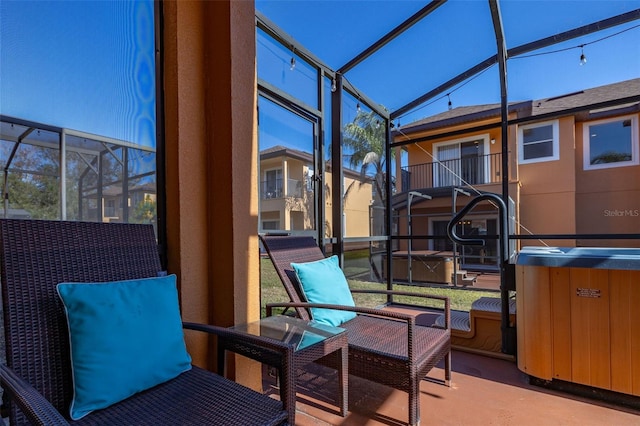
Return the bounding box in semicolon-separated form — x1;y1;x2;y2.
472;296;516;315
434;297;517;357
451;270;477;286
435;310;471;332
435;297;516;329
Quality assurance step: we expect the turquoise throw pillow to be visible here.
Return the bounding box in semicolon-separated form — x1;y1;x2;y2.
292;255;357;327
57;274;192;420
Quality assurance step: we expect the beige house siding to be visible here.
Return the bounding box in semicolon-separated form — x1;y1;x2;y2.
259;150;373;237
342;174;374;238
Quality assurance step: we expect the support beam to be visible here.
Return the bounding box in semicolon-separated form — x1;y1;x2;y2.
338;0;446;74
509;9;640;58
392;8;640;120
331;74;344;263
406;191;432;284
256;10;334;78
385;119;393;295
391;55;497;120
490;0;516;356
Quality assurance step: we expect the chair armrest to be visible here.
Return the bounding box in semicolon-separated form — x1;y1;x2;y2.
266;302;417;323
266;300;450;363
0;364;70;426
267;295;450;330
350;289;451;329
182;322;296;422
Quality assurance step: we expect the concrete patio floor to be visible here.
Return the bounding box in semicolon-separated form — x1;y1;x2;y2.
265;349;640;425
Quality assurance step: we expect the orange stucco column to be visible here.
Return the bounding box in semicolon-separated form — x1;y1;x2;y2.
162;0;260;387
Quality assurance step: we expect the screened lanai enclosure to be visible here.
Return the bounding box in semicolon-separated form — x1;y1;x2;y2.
1;0;639;368
0;118;157;228
256;0;640;361
0;0;639;411
0;0;158;225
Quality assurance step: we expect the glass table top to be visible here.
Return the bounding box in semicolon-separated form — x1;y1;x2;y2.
230;315;345;352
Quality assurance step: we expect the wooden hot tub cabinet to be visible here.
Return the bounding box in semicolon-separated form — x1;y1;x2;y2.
516;247;640;397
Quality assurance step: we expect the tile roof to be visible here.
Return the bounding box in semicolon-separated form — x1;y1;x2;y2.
260;145;313;162
397;78;640;133
531;78;640;116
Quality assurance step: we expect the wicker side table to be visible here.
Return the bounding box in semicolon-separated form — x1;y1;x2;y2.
219;315;348;424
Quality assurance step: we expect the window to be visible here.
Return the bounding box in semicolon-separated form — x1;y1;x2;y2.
264;169;283;199
257;95;317;233
518;120;559;164
305;167;314;192
257;28;318;109
1;2;158;225
262;220;280;230
434;137;488;187
583;115;638;170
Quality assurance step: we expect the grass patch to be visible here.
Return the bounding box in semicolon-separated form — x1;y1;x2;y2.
261;257;498;317
343;248;370;261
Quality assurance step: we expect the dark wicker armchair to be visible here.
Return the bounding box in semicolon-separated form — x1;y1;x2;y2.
260;234;451;426
0;219;295;426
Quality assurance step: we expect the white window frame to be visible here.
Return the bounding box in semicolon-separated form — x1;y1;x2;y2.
518;120;559;164
583;115;639;171
264;167;283;183
263;167;283;198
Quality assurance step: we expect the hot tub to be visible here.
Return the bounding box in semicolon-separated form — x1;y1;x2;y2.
516;246;640;270
516;246;640;397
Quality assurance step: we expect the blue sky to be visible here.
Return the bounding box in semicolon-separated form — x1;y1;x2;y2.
257;0;640;125
1;1;638;151
0;0;156;148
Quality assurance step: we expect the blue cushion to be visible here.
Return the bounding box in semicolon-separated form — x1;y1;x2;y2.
57;274;192;420
291;255;357;327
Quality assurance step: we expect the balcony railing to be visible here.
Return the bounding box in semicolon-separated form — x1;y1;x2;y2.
261;178;283;199
260;178;311;199
401;153;502;191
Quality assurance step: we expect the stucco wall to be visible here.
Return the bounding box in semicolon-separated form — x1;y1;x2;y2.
518;116;577;246
574;113;640;247
162;0;261;387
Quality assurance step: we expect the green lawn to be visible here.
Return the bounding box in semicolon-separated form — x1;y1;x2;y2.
260;257;499;317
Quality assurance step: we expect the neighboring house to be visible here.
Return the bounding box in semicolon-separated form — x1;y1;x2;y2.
393;78;640;270
259;145;373;237
85;183;157;223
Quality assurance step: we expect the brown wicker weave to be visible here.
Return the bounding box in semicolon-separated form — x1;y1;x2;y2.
260;234;451;426
0;219;294;426
219;315;348;422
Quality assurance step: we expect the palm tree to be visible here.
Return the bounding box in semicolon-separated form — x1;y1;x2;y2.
342;109;391;207
591;151;631;164
342;109;392;237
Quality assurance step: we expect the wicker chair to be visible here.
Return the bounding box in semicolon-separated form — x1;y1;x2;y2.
260;235;451;426
0;219;295;426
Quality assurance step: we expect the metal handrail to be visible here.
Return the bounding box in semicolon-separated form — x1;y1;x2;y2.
446;193;515;355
